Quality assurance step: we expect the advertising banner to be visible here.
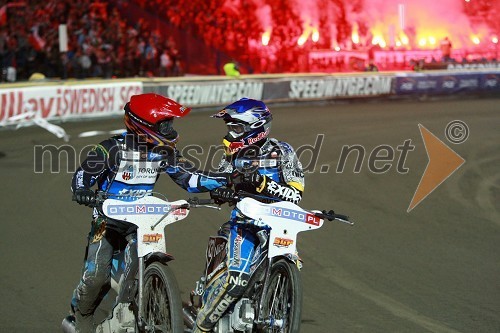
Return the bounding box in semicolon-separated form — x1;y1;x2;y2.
393;72;500;95
151;80;264;107
0;81;143;126
287;75;393;99
147;75;394;107
2;70;498;129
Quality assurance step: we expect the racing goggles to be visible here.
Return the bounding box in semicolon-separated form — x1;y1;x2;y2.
157;118;174;135
226;121;249;138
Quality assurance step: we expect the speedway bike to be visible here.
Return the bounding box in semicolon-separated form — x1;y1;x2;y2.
62;192;217;333
183;190;353;333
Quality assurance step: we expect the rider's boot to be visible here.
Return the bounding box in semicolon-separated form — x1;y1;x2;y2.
74;310;94;333
191;325;211;333
183;288;203;331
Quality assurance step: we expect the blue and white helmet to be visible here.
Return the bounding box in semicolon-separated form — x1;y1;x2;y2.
212;98;273;155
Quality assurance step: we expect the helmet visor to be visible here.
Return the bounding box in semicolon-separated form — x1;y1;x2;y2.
157;118;174;135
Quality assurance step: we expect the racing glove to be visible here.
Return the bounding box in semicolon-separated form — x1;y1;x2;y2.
242;170;265;191
210;187;235;204
224;170;239;187
73;188;96;206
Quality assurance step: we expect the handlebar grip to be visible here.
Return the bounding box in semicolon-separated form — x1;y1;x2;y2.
335;214;349;221
315;210;349;222
187;197;214;205
196;198;214;205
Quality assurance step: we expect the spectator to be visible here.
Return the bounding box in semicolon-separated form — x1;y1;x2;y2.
171;57;183;76
223;61;240;77
77;48;92;78
411;59;425;72
440;37;452;62
159;48;172;77
144;36;158;75
2;37;17;82
364;60;379;72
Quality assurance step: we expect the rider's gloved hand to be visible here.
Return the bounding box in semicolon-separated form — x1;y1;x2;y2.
225;170;241;186
73;188;96;206
210;187;235;204
242;170;265;189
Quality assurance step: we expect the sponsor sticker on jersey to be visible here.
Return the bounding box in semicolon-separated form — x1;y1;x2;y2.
122;165;135;180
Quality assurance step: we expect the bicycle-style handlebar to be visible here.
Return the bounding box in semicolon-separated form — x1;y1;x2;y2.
313;210;352;225
74;190;352;224
208;190;353;225
187;197;214;206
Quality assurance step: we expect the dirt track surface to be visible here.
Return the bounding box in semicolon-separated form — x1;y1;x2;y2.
0;98;499;333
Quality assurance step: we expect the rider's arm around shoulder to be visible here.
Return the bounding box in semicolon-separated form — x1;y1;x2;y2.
164;150;229;193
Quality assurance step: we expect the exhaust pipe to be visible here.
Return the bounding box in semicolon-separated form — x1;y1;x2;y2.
61;316;76;333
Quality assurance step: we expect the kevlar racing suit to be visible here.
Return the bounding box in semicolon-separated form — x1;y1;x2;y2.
194;138;304;332
70;133;227;332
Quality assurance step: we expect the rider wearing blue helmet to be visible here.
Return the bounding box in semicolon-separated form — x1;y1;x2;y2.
192;98;305;332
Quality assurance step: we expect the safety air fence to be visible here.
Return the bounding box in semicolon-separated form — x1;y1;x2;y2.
1;70;499;128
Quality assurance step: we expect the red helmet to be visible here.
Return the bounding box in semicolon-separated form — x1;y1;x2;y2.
124;93;191;146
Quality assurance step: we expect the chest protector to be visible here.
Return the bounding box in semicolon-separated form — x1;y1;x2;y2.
104;144;164;201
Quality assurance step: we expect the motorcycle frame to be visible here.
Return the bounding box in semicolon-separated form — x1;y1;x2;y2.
217;197;325;329
101;196;190;329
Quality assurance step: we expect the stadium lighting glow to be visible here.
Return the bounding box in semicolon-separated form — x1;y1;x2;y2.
429;36;436;45
418;38;427;47
492;36;498;44
472;36;480;44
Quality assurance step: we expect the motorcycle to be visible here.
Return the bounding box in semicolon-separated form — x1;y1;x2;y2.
62;193;217;333
183;190;353;333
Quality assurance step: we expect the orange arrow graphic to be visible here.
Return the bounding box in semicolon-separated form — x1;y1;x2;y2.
408;124;466;212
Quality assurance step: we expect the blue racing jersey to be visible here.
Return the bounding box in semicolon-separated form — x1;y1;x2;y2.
72;133;227;233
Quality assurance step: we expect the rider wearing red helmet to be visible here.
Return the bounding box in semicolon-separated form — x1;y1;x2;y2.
124;93;190;147
70;93;228;332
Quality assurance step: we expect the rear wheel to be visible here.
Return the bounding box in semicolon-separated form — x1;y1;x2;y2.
260;259;302;333
142;262;183;332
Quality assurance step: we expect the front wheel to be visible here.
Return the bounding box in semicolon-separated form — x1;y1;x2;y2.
142;262;183;332
260;259;302;333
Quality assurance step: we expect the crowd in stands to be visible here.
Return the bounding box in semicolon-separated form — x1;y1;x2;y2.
0;0;322;79
131;0;342;73
0;0;183;82
0;0;498;81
